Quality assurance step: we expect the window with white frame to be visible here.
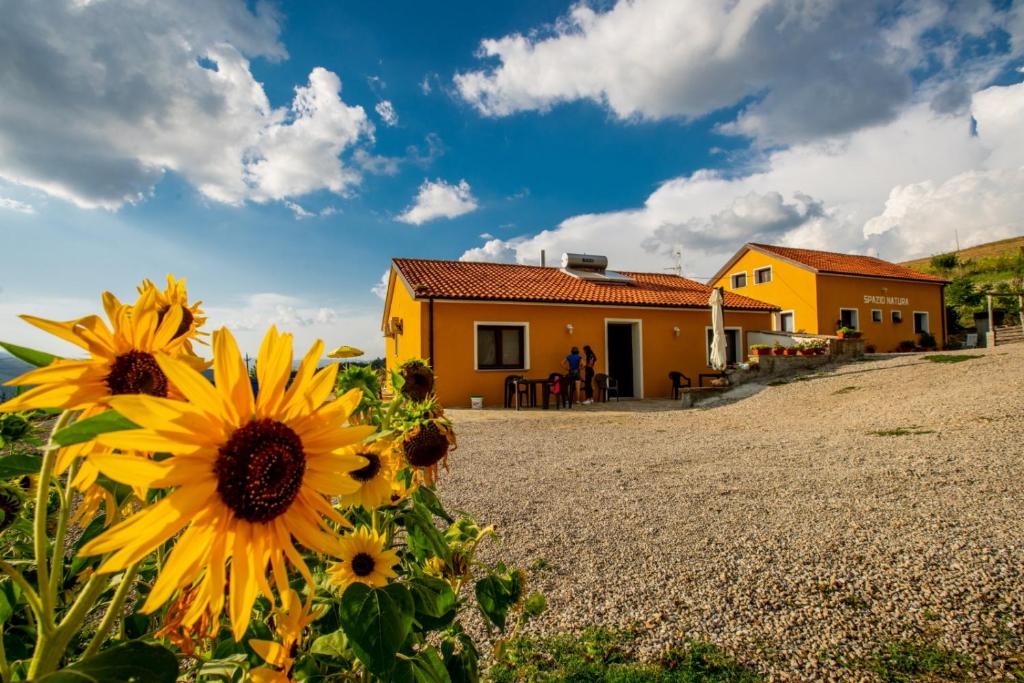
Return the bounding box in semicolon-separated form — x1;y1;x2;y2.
475;324;526;370
839;308;859;330
730;272;747;288
754;266;772;284
891;310;903;324
913;312;929;334
871;309;882;323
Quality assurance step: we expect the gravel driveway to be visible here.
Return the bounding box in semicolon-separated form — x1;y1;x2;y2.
437;345;1024;681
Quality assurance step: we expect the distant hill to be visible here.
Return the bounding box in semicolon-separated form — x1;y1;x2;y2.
0;353;35;400
901;235;1024;285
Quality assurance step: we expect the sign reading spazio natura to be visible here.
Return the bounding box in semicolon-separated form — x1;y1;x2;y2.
863;295;909;306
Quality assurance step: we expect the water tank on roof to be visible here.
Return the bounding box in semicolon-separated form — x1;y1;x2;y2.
561;253;608;271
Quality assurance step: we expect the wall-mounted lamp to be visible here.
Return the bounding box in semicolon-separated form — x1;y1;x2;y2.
566;323;574;335
672;326;681;337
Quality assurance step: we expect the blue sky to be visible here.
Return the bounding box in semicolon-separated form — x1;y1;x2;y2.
1;1;1022;357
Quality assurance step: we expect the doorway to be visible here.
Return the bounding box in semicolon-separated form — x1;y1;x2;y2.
605;320;642;398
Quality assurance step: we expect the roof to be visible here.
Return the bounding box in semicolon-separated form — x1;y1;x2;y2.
391;258;778;311
714;243;950;284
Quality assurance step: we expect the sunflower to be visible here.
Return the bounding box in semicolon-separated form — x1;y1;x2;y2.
0;288;199;489
249;589;323;683
78;327;374;640
398;358;434;402
328;526;400;590
338;439;398;510
137;274;207;351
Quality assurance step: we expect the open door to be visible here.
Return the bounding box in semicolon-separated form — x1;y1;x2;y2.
606;321;642;397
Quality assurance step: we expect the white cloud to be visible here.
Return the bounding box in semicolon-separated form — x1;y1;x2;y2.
284;201;340;220
0;1;372;209
455;0;1020;144
375;100;399;126
397;179;478;225
371;270;390;299
461;80;1024;273
0;197;35;214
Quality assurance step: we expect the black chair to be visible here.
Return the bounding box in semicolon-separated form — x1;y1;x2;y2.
669;371;692;400
594;373;619;402
503;375;525;408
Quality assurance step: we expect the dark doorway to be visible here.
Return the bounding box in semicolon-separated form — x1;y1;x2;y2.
607;323;635;397
705;329;741;366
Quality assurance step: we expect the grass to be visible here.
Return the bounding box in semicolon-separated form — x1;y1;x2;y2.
864;640;970;682
923;355;980;364
868;426;936;437
488;627;761;683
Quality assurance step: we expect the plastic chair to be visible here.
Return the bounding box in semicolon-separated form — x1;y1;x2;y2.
669;371;692;400
964;333;978;348
594;374;619;402
503;375;525;408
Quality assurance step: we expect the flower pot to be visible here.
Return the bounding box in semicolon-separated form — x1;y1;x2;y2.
753;348;771;356
783;348;797;357
772;348;785;356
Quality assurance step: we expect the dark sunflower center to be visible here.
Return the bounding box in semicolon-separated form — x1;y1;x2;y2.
401;365;434;401
349;452;381;482
157;305;195;340
106;350;169;397
215;419;305;523
351;552;375;577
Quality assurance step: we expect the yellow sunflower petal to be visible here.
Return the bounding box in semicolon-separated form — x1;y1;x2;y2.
97;429;206;456
212;328;253;425
250;640;289;668
90;453;213;488
19;314;92;351
255;327;293;418
155;354;226;418
143;520;217;612
230;522;260;640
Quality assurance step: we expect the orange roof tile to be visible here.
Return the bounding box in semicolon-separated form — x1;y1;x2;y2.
392;258;777;311
749;244;949;284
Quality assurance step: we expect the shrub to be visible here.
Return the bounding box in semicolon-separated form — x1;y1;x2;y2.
929;252;959;273
896;340;916;352
918;331;937;350
865;344;877;353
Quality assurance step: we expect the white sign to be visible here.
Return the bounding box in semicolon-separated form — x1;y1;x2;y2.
864;295;909;306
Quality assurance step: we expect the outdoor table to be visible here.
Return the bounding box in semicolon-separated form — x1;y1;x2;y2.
515;378;554;409
698;372;729;388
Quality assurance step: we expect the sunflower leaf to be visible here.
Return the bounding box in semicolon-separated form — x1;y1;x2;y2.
53;411;139;447
0;452;43;478
474;566;526;631
36;640;178;682
339;583;414;676
0;341;60;368
409;575;457;631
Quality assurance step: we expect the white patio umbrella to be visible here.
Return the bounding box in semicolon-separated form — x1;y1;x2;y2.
708;287;728;372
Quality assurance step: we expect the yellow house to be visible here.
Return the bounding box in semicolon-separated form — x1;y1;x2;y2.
711;243;949;351
382;256;777;408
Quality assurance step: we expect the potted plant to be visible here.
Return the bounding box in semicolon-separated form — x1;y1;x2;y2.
771;342;785;356
783;346;798;356
750;344;772;356
836;326;861;340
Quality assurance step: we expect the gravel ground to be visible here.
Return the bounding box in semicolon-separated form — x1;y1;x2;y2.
437;345;1024;681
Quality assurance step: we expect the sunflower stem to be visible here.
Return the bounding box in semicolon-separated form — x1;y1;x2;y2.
0;560;44;622
47;459;77;604
34;409;73;632
82;562;139;658
28;570;110;677
0;629;10;683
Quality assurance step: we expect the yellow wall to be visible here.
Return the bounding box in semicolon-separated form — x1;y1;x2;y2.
713;250;821;333
814;274;945;351
425;301;771;407
383;272;426;378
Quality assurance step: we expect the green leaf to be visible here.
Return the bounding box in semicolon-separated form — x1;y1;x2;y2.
53;411;139;447
338;583;414;676
37;641;178;682
0;453;42;478
409;575;457;631
411;647;452;683
0;579;22;625
413;486;453;523
310;629;350;657
402;504;450;563
0;341;60;369
474;567;525;631
441;627;479;683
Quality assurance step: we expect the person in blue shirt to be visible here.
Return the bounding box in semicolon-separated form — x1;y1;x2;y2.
562;346;582;404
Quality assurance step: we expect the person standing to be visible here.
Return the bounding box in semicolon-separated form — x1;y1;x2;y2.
561;346;582;405
580;345;597;404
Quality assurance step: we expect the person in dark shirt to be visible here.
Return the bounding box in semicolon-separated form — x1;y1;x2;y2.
562;346;582;404
581;345;597;404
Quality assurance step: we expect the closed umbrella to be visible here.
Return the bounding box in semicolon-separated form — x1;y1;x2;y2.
709;287;728;372
328;345;364;359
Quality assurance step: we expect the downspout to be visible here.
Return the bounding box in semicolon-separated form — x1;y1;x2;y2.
428;298;435;364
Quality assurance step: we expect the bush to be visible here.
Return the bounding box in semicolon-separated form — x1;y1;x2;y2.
929;252;959;273
896;340;916;352
918;332;937;350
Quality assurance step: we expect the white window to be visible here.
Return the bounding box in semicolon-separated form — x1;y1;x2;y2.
891;310;903;324
779;311;795;332
839;308;859;330
871;309;882;323
913;312;929;334
754;266;772;284
730;272;747;288
474;323;529;370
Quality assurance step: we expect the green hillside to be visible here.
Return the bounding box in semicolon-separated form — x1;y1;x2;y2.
901;235;1023;330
